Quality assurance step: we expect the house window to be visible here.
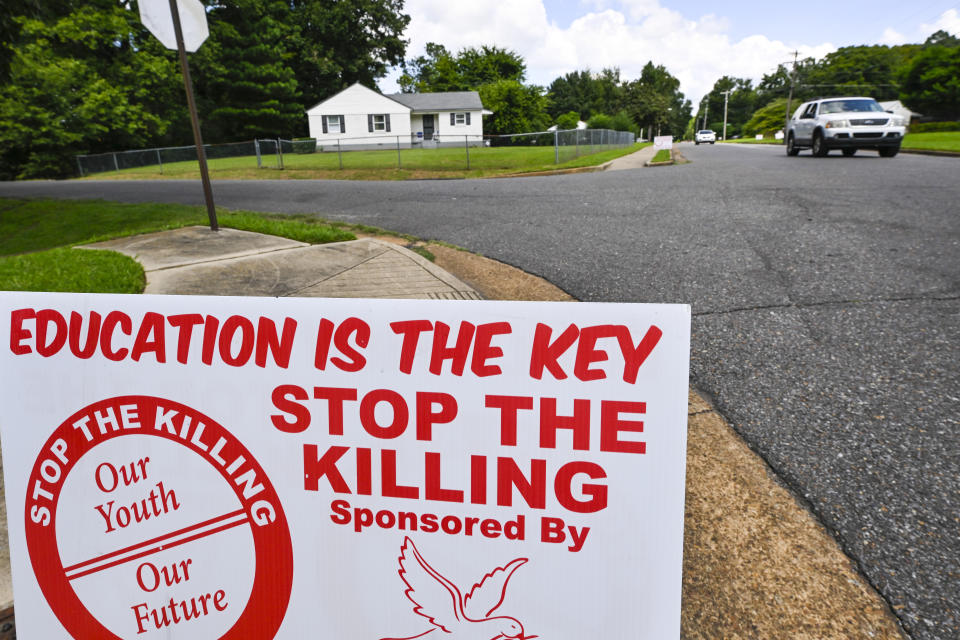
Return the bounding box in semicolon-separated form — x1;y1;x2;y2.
373;114;386;131
325;115;341;134
455;113;466;125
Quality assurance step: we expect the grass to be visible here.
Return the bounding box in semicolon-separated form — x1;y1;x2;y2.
0;197;356;294
86;143;650;181
0;248;145;293
901;131;960;152
651;149;672;163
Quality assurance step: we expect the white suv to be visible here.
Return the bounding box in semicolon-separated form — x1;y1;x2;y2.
694;130;716;144
786;97;906;157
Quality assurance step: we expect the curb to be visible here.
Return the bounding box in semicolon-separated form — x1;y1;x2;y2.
900;148;960;158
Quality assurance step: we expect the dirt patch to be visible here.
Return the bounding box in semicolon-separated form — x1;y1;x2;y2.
411;242;905;639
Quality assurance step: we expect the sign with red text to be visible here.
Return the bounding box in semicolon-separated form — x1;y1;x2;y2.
0;292;690;639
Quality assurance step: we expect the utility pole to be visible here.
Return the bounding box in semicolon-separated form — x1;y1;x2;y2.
721;89;732;140
784;50;799;142
703;98;709;131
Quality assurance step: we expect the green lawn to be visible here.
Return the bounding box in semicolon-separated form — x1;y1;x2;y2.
651;149;672;162
87;143;649;181
0;198;355;293
901;131;960;152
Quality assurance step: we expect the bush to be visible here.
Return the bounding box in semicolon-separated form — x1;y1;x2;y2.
743;99;788;137
909;121;960;133
587;113;613;129
556;111;580;130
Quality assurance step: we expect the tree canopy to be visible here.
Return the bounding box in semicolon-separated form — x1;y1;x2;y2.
399;43;525;93
0;0;411;179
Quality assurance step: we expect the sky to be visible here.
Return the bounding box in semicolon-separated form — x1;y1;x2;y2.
378;0;960;105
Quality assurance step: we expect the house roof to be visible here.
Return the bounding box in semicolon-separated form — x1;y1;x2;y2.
386;91;484;112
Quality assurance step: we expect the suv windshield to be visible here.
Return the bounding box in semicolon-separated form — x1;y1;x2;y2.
820;99;884;114
698;130;713;134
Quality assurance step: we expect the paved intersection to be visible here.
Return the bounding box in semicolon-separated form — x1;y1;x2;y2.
2;143;958;638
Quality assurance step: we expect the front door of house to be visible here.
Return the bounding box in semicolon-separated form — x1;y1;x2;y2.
422;114;435;140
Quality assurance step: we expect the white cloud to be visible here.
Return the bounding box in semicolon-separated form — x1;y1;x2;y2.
383;0;837;104
879;27;906;45
921;8;960;37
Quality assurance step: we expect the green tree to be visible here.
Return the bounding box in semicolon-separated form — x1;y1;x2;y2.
478;80;549;135
289;0;410;109
399;43;525;93
621;62;690;137
742;99;788;137
546;68;623;119
0;2;182;179
192;0;303;140
555;111;580;130
901;45;960;121
696;76;757;138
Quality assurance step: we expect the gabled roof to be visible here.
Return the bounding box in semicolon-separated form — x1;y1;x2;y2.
386;91;484;112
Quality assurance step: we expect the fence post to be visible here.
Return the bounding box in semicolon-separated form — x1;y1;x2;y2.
397;136;402;169
338;139;343;169
255;139;262;168
554;129;559;164
76;156;84;178
276;137;283;169
575;130;580;159
112;153;119;172
465;135;470;170
156;148;163;174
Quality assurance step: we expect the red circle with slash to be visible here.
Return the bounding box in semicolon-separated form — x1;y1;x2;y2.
24;396;293;639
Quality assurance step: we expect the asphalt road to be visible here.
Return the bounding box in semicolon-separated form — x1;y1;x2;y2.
2;143;958;639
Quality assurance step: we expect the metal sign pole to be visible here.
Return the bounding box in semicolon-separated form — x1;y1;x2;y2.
168;0;218;231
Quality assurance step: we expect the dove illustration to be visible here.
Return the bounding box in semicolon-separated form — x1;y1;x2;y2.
380;536;536;640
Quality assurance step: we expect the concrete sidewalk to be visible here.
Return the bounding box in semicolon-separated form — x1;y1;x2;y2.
604;144;658;170
82;226;482;300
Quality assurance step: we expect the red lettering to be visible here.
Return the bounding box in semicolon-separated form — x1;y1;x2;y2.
270;385;311;433
600;400;646;454
540;397;591;450
529;323;579;380
255;317;297;368
68;311;101;359
429;321;474;375
424;452;464;503
381;450;418;499
35;309;67;357
331;317;369;372
617;325;663;384
303;445;351;493
359;389;408;439
554;461;608;513
391;319;433;373
496;457;546;509
218;316;255;366
471;322;511;376
313;386;358;436
415;391;457;441
131;312;166;362
574;325;618;381
485;395;533;446
100;311;132;361
10;308;35;355
166;314;204;364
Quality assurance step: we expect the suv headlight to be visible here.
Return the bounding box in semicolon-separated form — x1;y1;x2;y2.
824;120;849;129
889;116;905;127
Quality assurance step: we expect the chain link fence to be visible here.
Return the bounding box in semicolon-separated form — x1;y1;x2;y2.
75;129;636;176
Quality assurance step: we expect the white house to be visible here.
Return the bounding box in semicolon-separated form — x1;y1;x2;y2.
305;83;489;149
879;100;921;125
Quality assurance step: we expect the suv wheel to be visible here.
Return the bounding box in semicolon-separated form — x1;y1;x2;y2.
812;131;828;157
786;133;799;156
842;148;857;157
879;146;900;158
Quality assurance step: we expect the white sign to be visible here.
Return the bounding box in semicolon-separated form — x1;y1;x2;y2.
1;292;690;639
755;134;764;140
653;135;673;150
139;0;209;53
